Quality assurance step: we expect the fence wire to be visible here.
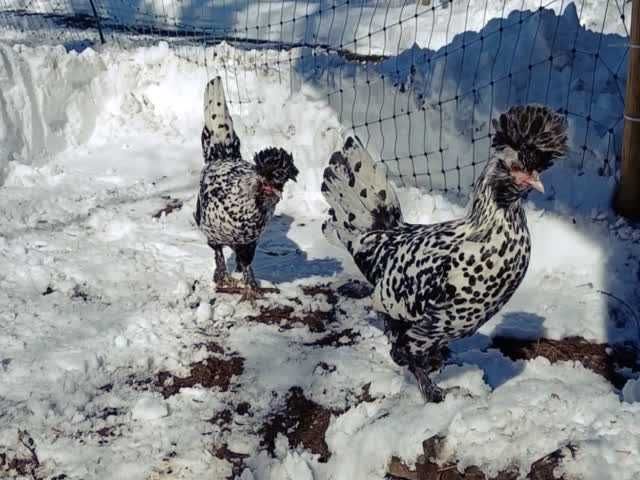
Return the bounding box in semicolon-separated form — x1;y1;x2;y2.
0;0;632;193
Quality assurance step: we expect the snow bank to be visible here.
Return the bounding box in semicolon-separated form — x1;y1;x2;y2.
0;41;342;210
0;44;104;182
8;0;629;55
3;5;627;204
301;5;628;202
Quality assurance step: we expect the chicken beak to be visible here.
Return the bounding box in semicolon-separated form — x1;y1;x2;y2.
261;183;282;198
527;170;544;194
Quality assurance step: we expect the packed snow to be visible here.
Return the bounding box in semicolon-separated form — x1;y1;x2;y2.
5;0;632;54
1;4;640;480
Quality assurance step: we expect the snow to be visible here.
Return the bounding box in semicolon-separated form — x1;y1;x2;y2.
132;394;170;421
0;5;639;480
4;1;631;55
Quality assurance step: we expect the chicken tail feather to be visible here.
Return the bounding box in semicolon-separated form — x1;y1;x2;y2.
201;76;241;163
321;137;402;253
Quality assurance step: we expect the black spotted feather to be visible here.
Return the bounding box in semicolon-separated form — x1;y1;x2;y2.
195;77;298;297
321;105;568;402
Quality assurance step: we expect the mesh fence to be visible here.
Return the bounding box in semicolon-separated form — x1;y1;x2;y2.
0;0;633;193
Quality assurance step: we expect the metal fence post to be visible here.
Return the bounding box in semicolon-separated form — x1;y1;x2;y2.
89;0;105;44
615;0;640;219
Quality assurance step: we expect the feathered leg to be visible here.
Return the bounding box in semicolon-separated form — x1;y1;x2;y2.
382;314;446;403
209;242;239;289
408;353;446;403
234;242;262;304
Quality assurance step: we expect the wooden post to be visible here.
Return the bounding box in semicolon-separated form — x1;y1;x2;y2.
615;0;640;219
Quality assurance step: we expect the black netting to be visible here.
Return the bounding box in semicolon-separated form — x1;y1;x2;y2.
0;0;632;193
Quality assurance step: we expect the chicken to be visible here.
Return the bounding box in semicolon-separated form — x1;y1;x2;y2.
195;77;299;302
321;105;568;402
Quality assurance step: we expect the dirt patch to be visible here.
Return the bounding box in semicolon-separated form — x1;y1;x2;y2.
217;284;338;330
236;402;252;416
213;445;249;480
154;354;245;398
70;284;90;302
96;407;122;420
96;425;123;446
93;407;124;444
491;336;639;389
206;402;251;434
96;426;116;438
314;361;337;375
301;284;339;305
152;197;183;219
527;446;577;480
388;436;576;480
260;387;340;463
0;431;42;480
193;341;225;355
355;382;376;404
247;305;330;333
305;328;360;347
215;286;280;295
207;409;233;431
126;342;244;398
1;453;40;479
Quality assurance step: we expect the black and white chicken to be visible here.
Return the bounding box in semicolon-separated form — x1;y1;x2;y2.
195;77;299;301
321;105;568;402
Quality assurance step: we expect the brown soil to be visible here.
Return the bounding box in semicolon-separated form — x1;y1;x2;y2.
152;197;183;219
0;431;41;479
154;354;244;398
215;286;280;295
388;436;576;480
193;341;225;355
207;409;233;430
96;407;122;420
301;284;339;305
126;342;244;398
1;453;40;479
491;336;639;389
236;402;252;416
257;284;340;330
260;387;340;463
355;382;376;404
96;425;123;445
304;328;360;347
247;305;330;333
213;445;249;480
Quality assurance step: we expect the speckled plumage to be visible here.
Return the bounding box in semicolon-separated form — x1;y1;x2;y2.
195;77;298;297
322;105;568;401
197;161;278;246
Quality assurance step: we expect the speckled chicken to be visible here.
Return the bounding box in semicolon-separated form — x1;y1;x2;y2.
195;77;299;301
321;105;568;402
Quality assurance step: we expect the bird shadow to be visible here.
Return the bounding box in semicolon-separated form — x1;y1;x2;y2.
365;311;546;390
226;214;342;284
447;312;544;389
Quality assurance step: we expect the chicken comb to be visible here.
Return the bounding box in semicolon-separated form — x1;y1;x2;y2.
491;104;569;171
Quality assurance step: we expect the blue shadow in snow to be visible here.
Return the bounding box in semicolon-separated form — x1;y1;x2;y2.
227;214;342;284
448;312;546;389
